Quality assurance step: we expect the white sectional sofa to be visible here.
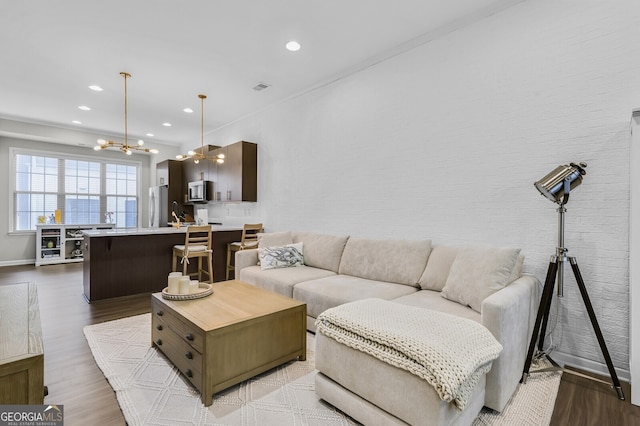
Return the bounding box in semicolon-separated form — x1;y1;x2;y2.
235;231;540;424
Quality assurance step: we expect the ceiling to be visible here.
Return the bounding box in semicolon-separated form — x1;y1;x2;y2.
0;0;519;150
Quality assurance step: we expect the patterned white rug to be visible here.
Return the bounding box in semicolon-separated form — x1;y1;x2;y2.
84;314;561;426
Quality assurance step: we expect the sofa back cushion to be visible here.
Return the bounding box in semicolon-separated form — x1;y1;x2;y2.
440;245;521;312
338;238;432;287
419;245;460;291
293;232;349;273
420;245;524;292
257;231;293;248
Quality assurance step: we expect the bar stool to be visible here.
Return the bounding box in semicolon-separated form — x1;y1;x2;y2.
226;223;263;280
172;225;213;283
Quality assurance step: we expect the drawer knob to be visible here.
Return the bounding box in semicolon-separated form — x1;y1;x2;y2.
185;369;193;378
185;351;193;359
156;325;163;331
186;333;194;341
156;339;162;346
156;311;164;317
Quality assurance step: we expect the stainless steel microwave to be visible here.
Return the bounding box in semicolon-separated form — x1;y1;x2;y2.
188;180;211;203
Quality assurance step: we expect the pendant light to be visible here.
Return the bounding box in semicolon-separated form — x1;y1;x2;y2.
94;72;159;155
176;94;224;164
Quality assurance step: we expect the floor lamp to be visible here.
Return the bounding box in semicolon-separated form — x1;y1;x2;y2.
521;162;625;400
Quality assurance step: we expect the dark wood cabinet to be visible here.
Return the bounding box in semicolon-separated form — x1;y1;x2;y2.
182;145;219;185
159;141;257;206
157;159;190;219
211;141;257;202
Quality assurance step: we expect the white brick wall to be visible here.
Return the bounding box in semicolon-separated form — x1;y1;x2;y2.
208;2;640;375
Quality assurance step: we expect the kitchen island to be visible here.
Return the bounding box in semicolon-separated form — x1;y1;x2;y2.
82;225;242;302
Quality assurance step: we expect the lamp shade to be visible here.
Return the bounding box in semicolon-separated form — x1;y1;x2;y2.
534;162;587;204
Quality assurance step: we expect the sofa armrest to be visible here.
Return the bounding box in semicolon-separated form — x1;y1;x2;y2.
480;274;541;411
235;249;259;277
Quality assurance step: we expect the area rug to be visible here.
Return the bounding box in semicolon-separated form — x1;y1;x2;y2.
84;314;561;426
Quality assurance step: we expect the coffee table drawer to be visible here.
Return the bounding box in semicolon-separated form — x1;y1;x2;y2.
152;327;203;391
152;299;205;352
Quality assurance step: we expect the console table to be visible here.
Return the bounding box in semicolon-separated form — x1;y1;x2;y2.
0;282;45;404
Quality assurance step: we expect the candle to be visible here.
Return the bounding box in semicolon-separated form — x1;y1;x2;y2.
179;276;191;295
189;280;199;294
168;272;181;294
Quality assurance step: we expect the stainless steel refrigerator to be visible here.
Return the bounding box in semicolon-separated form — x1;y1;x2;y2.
149;185;168;227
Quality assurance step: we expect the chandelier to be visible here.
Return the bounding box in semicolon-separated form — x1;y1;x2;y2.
94;72;159;155
175;94;224;164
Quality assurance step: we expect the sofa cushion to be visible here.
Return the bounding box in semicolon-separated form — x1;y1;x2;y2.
440;245;521;312
257;231;293;248
293;232;349;273
239;265;335;298
418;245;459;291
338;238;431;287
258;242;304;270
392;290;481;323
419;247;524;292
509;254;525;283
293;275;418;318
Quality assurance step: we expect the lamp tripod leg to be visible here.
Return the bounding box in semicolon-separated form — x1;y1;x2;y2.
568;257;625;400
522;258;559;383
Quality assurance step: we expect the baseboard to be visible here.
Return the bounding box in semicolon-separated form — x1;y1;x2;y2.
0;259;35;267
550;350;630;383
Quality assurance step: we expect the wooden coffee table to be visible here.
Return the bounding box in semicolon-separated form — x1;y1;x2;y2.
151;279;306;406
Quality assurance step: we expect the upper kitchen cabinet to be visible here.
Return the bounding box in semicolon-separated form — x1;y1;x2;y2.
156;159;182;187
182;145;220;185
211;141;257;202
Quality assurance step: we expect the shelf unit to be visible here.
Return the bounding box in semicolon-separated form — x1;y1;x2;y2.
35;223;114;266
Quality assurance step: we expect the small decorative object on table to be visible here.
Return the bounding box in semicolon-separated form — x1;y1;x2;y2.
162;283;213;300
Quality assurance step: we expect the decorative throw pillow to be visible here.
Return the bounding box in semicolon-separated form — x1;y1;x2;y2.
441;245;521;313
258;242;304;270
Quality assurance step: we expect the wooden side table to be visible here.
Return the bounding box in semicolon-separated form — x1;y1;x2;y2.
0;282;45;404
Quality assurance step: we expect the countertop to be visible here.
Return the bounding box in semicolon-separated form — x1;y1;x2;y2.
82;224;243;237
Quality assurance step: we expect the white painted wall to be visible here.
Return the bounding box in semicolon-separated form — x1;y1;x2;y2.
630;113;640;404
204;2;640;378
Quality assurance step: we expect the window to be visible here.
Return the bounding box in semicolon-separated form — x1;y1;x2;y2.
12;148;140;231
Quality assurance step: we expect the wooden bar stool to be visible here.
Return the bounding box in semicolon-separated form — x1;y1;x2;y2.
172;225;213;283
226;223;263;280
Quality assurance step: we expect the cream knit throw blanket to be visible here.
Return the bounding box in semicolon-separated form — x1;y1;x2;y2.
315;298;503;410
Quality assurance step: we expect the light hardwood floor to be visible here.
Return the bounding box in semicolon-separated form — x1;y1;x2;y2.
1;263;639;426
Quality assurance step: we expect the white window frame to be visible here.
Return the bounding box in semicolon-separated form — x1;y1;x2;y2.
9;147;142;234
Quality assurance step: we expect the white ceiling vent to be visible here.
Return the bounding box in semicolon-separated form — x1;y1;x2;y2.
253;83;271;91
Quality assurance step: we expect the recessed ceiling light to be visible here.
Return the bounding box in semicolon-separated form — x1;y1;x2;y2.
146;133;154;137
78;105;91;111
253;82;271;91
183;108;193;113
162;122;172;127
285;40;301;52
71;120;82;124
88;85;103;91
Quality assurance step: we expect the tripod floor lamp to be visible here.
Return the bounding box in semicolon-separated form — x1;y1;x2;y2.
521;162;625;400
